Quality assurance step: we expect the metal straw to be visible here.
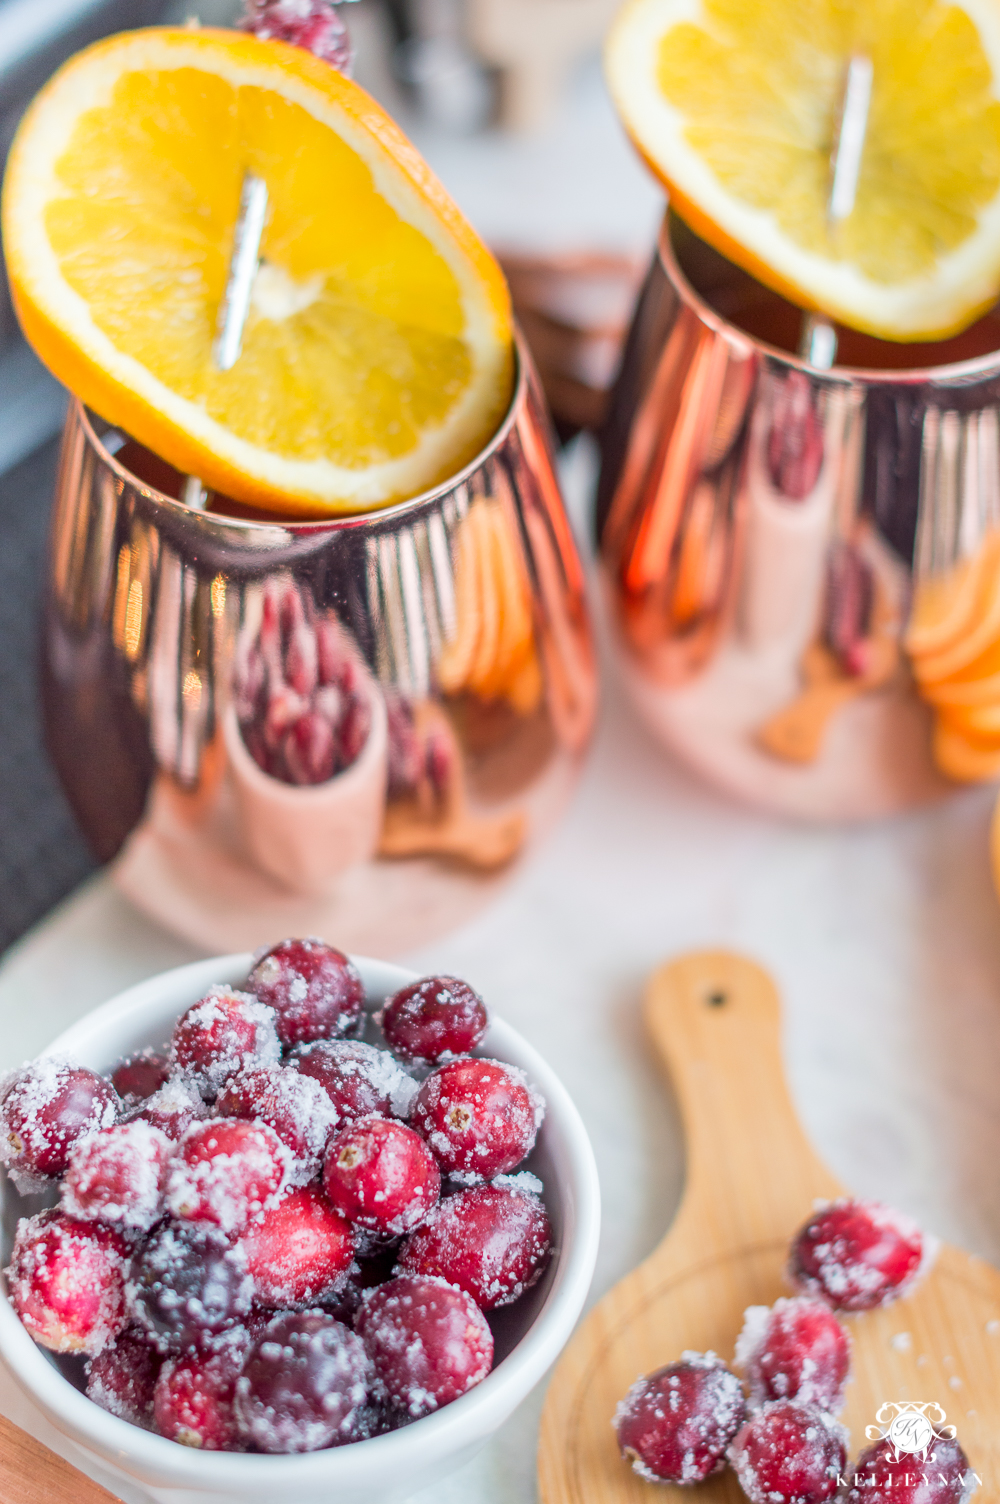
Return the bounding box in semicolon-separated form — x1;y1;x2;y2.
183;171;269;509
799;54;873;370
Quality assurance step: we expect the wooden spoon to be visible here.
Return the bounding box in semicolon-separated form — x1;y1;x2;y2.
0;1413;120;1503
538;951;1000;1504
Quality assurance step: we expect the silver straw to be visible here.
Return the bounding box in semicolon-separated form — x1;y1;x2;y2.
184;171;269;509
799;55;873;370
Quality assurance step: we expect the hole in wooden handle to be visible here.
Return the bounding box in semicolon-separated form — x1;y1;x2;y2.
706;989;727;1007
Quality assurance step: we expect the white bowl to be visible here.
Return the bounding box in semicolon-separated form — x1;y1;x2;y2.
0;954;601;1504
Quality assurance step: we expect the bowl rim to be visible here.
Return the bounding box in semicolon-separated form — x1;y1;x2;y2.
0;952;601;1491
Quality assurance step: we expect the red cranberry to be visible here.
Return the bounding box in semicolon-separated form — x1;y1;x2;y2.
356;1274;493;1417
170;987;280;1096
237;1186;355;1308
290;1039;415;1122
133;1077;208;1140
111;1051;170;1105
844;1436;974;1504
234;1311;373;1453
241;2;353;83
0;1060;120;1189
322;1115;440;1238
736;1298;850;1411
86;1327;161;1427
154;1338;248;1451
790;1199;929;1311
728;1401;847;1504
127;1222;253;1355
321;1246;399;1324
166;1119;288;1233
248;939;364;1047
8;1210;129;1355
614;1353;746;1484
216;1065;337;1185
378;975;488;1066
397;1183;550;1310
409;1058;542;1179
62;1120;173;1232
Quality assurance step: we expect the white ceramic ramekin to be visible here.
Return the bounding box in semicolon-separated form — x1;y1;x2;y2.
0;954;601;1504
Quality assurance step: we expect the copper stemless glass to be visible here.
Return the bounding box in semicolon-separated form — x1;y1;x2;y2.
42;338;597;952
598;212;1000;820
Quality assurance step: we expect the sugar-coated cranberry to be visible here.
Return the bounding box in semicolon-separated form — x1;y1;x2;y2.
237;1186;355;1307
728;1401;847;1504
166;1119;288;1233
154;1333;249;1451
62;1120;173;1231
0;1060;120;1189
614;1353;746;1484
248;939;364;1047
8;1210;129;1355
241;0;352;73
290;1039;416;1122
234;1311;373;1453
322;1115;440;1238
133;1076;209;1140
320;1246;399;1324
216;1065;337;1185
86;1327;161;1428
127;1222;253;1355
844;1437;975;1504
356;1274;493;1417
111;1051;170;1106
397;1183;550;1310
378;975;488;1066
790;1199;929;1311
736;1298;850;1412
170;986;280;1096
409;1058;543;1179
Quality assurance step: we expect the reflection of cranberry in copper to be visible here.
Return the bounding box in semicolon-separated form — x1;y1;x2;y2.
823;542;874;678
614;1354;745;1484
767;373;824;501
234;582;372;788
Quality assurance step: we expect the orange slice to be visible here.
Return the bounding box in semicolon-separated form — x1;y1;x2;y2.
605;0;1000;339
2;28;513;515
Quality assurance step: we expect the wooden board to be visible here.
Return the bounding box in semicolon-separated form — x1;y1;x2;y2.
538;951;1000;1504
0;1412;121;1503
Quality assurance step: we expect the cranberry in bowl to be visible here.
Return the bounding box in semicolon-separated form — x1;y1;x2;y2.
0;952;599;1504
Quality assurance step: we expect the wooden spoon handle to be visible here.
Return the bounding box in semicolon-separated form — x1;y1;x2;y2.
644;952;843;1254
0;1413;121;1503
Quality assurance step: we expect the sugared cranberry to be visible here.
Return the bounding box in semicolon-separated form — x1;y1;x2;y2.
736;1298;850;1411
614;1353;746;1484
154;1333;249;1451
234;1311;372;1453
166;1119;288;1233
397;1183;550;1310
216;1065;337;1185
8;1210;129;1355
378;975;488;1066
322;1115;440;1238
321;1246;399;1324
790;1199;929;1311
0;1060;120;1189
62;1120;173;1231
133;1076;208;1140
127;1223;253;1355
844;1436;975;1504
248;939;364;1047
409;1058;542;1179
728;1401;847;1504
170;987;280;1096
356;1274;493;1417
241;0;353;73
290;1039;416;1122
86;1327;161;1427
237;1186;355;1307
111;1051;170;1106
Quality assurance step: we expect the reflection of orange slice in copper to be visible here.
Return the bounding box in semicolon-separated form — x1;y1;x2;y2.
916;635;1000;706
910;533;1000;682
905;554;982;660
932;719;1000;782
936;700;1000;738
757;636;898;765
